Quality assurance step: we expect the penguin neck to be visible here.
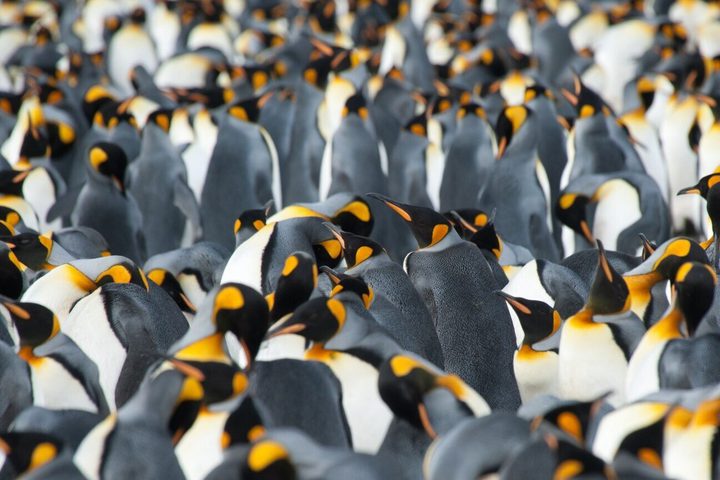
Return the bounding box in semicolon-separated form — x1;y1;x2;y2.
570;308;596;326
624;271;663;319
18;345;41;364
516;343;545;360
304;342;337;362
176;332;231;364
647;305;685;342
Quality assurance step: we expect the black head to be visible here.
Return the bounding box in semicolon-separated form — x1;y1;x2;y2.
342;92;369;120
1;231;53;271
0;169;31;197
556;192;594;245
93;260;149;291
211;283;270;362
404;113;429;137
496;292;561;345
323;223;385;268
147;108;174;133
331;197;374;237
323;267;374;309
165;370;205;445
586;241;631;315
223;396;266;448
241;439;296;480
378;354;472;438
677;173;720;199
456;102;486;121
0;432;63;477
495;105;531;159
235;201;273;245
267;297;345;344
368;194;453;249
534;395;607;445
87;142;128;193
650;237;709;280
674;261;716;336
561;76;607;119
270;252;318;321
227;93;273;124
45;120;76;157
0;243;26;298
147;269;196;314
2;300;59;349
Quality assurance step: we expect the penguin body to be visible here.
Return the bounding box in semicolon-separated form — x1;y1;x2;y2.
182;108;217;202
71;142;146;263
559;244;645;406
331;228;444;367
62;282;187;410
107;10;158;96
478;106;560;261
127;119;201;256
200;106;279;250
439;104;495;212
372;195;521;409
0;340;32;430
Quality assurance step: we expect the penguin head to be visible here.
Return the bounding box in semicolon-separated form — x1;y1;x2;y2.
404;113;429;138
586;241;630;315
632;237;709;281
342;92;369;120
222;396;266;448
242;439;296;480
331;197;374;237
495;105;532;159
556;192;594;245
0;432;63;477
677;173;720;200
447;209;503;258
211;283;270;362
562;76;608;119
147;269;196;314
0;169;31;197
0;243;26;298
228;93;273;124
2;299;59;349
235;202;273;246
269;252;318;321
267;297;345;344
45;119;76;157
532;395;608;446
234;64;276;92
368;194;454;249
378;354;480;438
82;85;116;123
93;259;149;291
456;102;486;121
1;231;54;271
87;142;128;193
177;359;248;406
496;292;561;345
323;223;385;268
146;108;173;133
163;369;205;445
323;266;374;309
674;261;716;336
524;84;553;103
639;233;656;261
545;434;615;480
635;76;656;111
17;118;50;165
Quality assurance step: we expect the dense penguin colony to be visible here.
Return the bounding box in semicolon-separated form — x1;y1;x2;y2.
5;0;720;478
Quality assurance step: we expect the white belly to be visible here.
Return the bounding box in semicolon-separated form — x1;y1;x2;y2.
176;410;227;480
592;402;669;462
62;289;126;411
559;323;628;406
665;428;714;480
514;351;559;404
31;357;97;412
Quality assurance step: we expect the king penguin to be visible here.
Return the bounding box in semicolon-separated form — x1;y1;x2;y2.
370;194;521;409
127;108;201;256
71;141;146;263
558;241;646;406
626;261;716;402
497;292;562;404
106;7;158;96
477;104;560;261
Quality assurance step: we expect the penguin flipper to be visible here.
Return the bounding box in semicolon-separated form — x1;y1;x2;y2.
173;179;202;238
34;334;110;415
46;185;83;223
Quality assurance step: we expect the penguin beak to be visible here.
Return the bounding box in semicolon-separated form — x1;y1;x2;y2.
496;136;508;160
322;222;346;249
495;291;531;315
579;220;595;245
417;402;438;439
112;176;125;193
169;357;206;381
677;186;701;196
267;322;306;338
596;240;614;282
180;292;197;314
366;194;412;222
